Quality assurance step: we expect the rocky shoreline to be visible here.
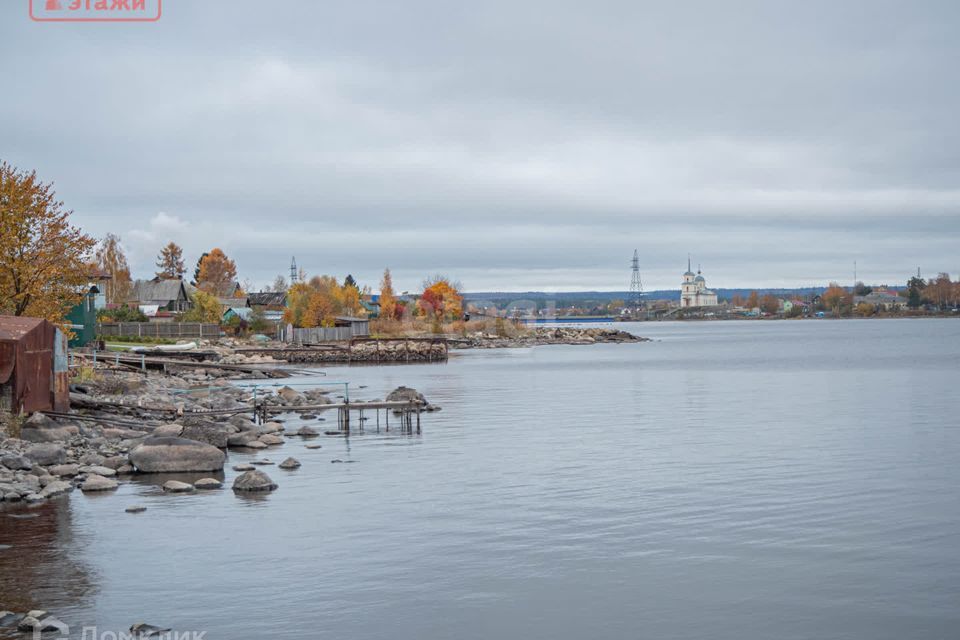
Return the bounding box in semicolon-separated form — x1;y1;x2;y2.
0;366;433;506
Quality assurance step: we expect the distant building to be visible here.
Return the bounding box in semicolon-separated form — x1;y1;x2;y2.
855;290;906;311
128;278;193;313
247;291;287;308
680;259;719;307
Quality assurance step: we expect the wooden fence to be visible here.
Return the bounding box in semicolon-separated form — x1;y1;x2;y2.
97;322;221;339
282;326;354;343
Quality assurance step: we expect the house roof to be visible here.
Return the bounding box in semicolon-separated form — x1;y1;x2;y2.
129;279;189;304
248;291;287;307
224;307;253;320
217;297;249;308
0;315;46;342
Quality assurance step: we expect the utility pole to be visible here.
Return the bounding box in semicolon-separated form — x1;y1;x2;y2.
290;256;298;285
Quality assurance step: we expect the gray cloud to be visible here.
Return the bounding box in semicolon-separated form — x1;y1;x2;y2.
1;0;958;291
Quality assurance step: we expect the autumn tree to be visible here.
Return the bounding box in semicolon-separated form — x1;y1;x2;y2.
196;248;238;296
419;277;463;329
925;273;953;310
821;283;851;316
282;275;367;328
155;241;186;279
182;290;222;323
95;233;133;304
759;294;780;315
0;162;96;322
745;291;760;309
379;268;397;320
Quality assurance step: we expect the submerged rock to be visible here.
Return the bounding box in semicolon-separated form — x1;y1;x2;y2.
278;457;301;470
232;463;255;471
125;505;147;513
162;480;195;493
129;437;226;473
194;477;223;490
232;469;277;492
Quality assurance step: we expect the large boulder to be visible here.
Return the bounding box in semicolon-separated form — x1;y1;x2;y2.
152;424;184;438
19;414;80;443
232;469;277;492
276;386;303;404
180;423;229;449
386;386;427;405
128;437;226;473
47;463;80;477
38;480;73;498
1;454;32;471
227;431;260;447
24;444;66;466
81;474;119;492
228;415;258;432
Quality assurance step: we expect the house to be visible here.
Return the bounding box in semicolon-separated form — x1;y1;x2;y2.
855;290;906;311
128;278;193;313
247;291;287;308
223;307;253;322
0;316;69;418
65;285;100;347
217;296;249;310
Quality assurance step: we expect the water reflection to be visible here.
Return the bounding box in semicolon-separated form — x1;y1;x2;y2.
0;499;96;638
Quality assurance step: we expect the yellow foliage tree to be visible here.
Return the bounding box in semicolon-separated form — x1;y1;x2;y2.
182;290;223;323
379;268;396;320
822;283;851;316
282;275;368;328
196;248;238;296
95;233;133;304
0;161;96;323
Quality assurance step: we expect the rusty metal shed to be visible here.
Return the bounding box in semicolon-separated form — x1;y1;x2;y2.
0;316;68;416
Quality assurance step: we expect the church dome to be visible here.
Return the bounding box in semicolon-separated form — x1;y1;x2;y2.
695;274;705;283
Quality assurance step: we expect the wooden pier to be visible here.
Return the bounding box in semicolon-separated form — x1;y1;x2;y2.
258;400;422;434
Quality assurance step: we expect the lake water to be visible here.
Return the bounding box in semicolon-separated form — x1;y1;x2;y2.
2;319;960;639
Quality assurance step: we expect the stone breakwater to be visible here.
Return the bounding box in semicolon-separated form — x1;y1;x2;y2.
455;327;648;349
280;340;449;364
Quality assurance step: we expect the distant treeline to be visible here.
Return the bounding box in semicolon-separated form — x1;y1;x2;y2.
464;287;854;308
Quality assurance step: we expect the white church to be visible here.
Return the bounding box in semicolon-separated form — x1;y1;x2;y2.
680;258;719;307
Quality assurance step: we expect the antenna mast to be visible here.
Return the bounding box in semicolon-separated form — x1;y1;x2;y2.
290;256;298;284
630;249;644;309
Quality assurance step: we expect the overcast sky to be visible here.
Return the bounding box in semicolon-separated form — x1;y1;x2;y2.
2;1;958;292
